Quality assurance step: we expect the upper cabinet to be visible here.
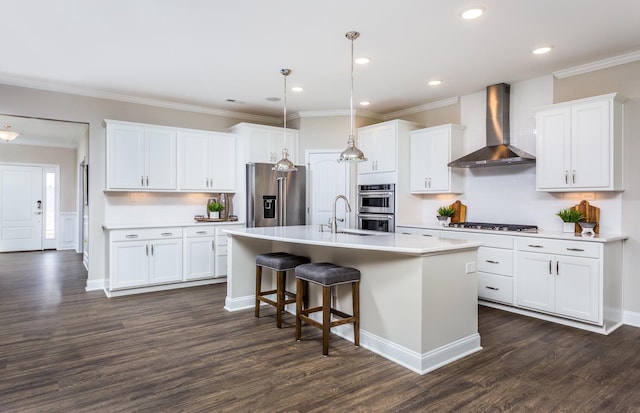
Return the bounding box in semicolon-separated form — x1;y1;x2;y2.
105;120;236;193
178;130;235;192
535;93;626;192
106;121;177;190
358;122;399;174
409;124;464;194
229;122;299;165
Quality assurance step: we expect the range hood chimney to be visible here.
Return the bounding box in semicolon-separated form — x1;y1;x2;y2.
448;83;535;168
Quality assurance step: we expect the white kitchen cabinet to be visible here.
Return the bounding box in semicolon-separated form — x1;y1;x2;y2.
214;223;244;277
535;93;625;192
409;124;464;194
515;237;600;323
184;226;216;281
109;227;183;290
229;122;299;165
358;122;398;174
106;121;177;190
178;130;236;192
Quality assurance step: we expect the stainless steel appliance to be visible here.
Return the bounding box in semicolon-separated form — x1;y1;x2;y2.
448;222;538;232
357;184;395;232
246;162;306;227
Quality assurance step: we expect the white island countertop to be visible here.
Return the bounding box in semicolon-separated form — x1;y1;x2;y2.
224;225;483;255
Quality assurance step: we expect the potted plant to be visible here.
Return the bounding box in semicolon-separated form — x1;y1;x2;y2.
437;205;456;226
207;199;225;219
556;208;584;233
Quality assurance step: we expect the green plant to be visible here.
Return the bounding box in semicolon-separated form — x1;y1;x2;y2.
437;205;456;217
208;201;225;212
556;208;584;223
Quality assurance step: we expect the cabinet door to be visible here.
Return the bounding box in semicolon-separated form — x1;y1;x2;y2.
210;133;236;191
424;127;451;191
149;238;183;284
410;132;431;191
179;131;210;190
107;124;145;189
145;128;177;189
555;256;600;322
248;128;274;163
536;107;571;190
570;100;611;189
184;236;215;280
515;251;555;313
358;124;396;174
111;240;149;289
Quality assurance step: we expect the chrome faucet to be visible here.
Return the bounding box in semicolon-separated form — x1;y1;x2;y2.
331;195;352;233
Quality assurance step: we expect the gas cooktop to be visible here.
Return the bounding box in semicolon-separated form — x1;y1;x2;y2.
448;222;538;233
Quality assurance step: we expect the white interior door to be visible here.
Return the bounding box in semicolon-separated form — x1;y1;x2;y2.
0;165;43;252
307;151;349;227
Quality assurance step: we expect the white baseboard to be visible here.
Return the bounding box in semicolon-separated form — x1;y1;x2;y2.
623;310;640;328
85;278;105;291
225;294;255;312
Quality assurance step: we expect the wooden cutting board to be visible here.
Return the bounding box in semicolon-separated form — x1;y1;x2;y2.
572;200;600;233
450;200;467;223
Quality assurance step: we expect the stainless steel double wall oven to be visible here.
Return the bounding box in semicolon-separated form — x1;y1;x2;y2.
357;184;395;232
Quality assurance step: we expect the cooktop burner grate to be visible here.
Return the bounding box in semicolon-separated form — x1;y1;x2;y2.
448;222;538;232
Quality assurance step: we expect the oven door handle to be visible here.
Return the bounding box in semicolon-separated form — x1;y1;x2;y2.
358;213;394;220
358;191;394;197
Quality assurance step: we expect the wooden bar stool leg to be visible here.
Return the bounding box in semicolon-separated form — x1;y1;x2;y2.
322;285;331;356
353;281;360;347
295;278;304;340
276;270;285;328
255;266;262;318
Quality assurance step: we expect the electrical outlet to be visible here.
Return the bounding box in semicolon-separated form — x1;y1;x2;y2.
465;262;476;274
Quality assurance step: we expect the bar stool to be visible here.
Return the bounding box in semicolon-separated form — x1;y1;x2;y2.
255;252;310;328
295;262;360;356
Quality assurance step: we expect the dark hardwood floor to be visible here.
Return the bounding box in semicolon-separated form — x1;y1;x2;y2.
2;250;640;412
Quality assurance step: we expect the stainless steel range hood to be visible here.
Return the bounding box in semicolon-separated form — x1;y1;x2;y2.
448;83;535;168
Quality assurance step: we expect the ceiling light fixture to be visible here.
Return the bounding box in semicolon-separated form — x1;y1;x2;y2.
532;46;553;55
360;100;371;106
0;125;20;142
291;86;304;92
338;31;367;163
355;57;370;65
461;7;485;20
272;68;297;172
428;80;443;86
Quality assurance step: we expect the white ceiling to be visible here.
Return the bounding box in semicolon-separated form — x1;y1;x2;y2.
1;0;639;147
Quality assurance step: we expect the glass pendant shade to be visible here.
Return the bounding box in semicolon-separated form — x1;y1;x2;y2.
273;68;297;172
0;125;20;142
338;31;367;163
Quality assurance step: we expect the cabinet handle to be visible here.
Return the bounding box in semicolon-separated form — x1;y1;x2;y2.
422;234;433;237
151;244;154;255
564;170;568;184
196;231;207;235
566;248;584;252
485;260;499;264
528;244;544;248
141;176;144;186
428;177;431;188
485;286;499;291
556;260;559;275
161;232;173;236
572;170;576;184
424;178;428;188
548;260;552;275
146;245;149;256
212;240;215;250
125;234;139;239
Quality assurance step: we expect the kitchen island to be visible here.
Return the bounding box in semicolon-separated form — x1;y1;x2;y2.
224;225;483;374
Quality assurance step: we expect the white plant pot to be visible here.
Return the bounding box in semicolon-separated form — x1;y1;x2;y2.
210;211;220;219
562;222;576;233
437;216;451;227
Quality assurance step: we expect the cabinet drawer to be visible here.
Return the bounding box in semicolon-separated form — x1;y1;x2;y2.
185;226;216;237
478;273;514;304
397;227;440;237
477;247;513;276
516;237;600;258
439;230;514;249
111;227;183;241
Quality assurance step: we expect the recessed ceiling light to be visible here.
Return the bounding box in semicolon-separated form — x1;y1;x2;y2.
428;80;443;86
461;7;485;20
532;46;553;55
355;57;370;65
226;98;246;104
291;86;304;92
265;97;280;102
359;100;371;106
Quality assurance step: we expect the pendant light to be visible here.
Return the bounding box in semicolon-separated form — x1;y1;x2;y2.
338;31;367;163
0;125;20;142
272;68;297;172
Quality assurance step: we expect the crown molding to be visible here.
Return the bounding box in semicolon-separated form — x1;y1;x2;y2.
383;96;459;120
295;110;385;120
553;50;640;79
0;75;281;124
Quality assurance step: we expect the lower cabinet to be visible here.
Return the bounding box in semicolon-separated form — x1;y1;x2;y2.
515;238;600;323
106;223;244;294
110;228;183;289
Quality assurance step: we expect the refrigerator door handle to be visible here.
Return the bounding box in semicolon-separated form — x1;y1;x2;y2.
277;176;286;226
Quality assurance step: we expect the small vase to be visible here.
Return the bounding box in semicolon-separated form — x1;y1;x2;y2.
211;211;220;220
437;216;451;227
562;222;576;233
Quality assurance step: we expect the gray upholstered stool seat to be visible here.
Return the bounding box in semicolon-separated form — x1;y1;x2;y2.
295;262;360;356
255;252;310;328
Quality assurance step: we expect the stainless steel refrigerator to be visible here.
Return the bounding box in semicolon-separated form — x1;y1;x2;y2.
246;163;306;227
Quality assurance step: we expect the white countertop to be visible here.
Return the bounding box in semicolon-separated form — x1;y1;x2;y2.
102;221;245;230
224;225;482;255
397;222;628;243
